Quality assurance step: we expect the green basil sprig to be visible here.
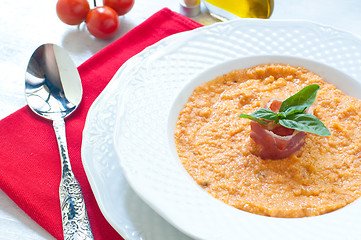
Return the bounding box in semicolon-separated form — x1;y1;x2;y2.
239;84;331;136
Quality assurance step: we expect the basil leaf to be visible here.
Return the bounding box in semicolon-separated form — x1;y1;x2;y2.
239;84;331;137
250;108;278;121
277;112;287;118
279;112;331;136
279;84;320;114
239;114;268;124
283;106;308;116
240;109;278;125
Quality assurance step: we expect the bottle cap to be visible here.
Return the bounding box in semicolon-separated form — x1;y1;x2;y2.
179;0;200;17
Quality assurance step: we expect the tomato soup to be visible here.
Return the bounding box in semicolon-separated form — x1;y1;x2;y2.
174;64;361;217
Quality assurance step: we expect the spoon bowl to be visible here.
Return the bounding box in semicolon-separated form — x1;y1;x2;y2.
25;43;93;240
25;44;82;120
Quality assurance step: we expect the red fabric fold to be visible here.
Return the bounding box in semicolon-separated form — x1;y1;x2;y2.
0;8;201;240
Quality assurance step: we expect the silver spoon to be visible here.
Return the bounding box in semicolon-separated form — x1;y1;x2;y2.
25;43;94;240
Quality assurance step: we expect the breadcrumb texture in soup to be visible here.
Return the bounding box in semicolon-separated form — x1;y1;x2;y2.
174;64;361;218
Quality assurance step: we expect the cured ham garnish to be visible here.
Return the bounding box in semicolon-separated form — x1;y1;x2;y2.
250;121;306;160
250;99;306;160
240;84;330;159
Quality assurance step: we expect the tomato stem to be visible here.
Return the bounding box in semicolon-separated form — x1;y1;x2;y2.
93;0;96;7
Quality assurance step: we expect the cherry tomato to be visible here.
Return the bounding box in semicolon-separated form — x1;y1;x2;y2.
86;6;120;40
103;0;135;16
56;0;90;25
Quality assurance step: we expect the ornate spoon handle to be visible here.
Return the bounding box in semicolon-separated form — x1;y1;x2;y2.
54;119;94;240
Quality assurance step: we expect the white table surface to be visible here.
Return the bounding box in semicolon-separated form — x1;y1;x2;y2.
1;0;361;239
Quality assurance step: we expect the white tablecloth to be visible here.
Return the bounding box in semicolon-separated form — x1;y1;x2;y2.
1;0;360;239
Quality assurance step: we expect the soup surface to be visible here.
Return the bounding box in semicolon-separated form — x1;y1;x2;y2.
174;63;361;217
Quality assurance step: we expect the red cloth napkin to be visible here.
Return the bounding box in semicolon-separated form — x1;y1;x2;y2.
0;8;201;240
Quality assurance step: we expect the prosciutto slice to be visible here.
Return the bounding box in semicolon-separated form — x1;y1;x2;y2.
250;100;306;160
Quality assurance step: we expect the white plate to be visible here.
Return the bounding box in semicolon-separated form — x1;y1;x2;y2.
82;19;361;240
